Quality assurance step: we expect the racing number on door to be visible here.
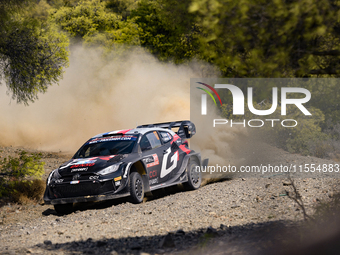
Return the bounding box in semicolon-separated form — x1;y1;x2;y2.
149;170;157;178
160;147;178;178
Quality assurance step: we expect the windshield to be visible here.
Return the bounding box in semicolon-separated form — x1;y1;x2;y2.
73;136;137;158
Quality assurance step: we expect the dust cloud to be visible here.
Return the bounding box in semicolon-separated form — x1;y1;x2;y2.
0;46;205;151
190;94;249;179
0;45;248;169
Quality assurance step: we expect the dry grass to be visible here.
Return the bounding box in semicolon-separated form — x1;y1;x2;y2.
10;179;45;204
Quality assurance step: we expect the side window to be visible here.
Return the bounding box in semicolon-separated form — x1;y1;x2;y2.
84;147;90;157
140;135;152;151
159;131;172;144
140;132;162;151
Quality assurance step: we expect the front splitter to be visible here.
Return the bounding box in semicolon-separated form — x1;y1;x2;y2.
44;191;130;205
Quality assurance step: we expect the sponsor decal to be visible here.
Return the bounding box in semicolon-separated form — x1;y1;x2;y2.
115;180;121;186
55;179;63;184
71;167;88;172
143;156;153;164
60;158;97;169
89;175;99;180
70;181;79;184
70;163;94;169
66;156;114;170
88;135;137;144
114;176;122;181
153;131;160;140
149;178;159;185
160;132;172;143
73;159;96;164
149;170;157;178
143;154;159;168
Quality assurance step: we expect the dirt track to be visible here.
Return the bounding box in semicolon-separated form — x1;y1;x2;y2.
0;145;339;254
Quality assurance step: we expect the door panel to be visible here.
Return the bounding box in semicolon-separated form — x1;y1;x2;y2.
142;147;164;186
140;132;165;186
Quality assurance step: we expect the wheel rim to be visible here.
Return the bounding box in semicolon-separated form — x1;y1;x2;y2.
135;179;143;198
190;164;200;186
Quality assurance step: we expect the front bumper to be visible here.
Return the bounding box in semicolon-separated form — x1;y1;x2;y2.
44;177;129;205
44;190;130;204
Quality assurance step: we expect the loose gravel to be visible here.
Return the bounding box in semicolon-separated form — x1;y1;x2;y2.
0;145;339;254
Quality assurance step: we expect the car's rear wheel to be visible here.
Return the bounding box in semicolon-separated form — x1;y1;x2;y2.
54;203;73;214
184;159;201;190
129;172;144;203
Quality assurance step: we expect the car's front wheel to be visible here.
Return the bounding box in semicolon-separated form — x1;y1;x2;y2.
184;159;201;190
129;172;144;203
54;203;73;214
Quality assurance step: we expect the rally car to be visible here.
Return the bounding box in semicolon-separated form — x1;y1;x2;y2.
44;120;208;214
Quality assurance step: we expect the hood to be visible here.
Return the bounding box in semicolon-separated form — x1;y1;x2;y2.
58;155;127;176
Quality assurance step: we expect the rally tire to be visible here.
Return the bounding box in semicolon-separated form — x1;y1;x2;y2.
54;203;73;215
129;172;144;203
184;159;201;190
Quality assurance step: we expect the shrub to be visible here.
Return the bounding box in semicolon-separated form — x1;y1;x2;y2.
0;151;45;180
10;179;46;204
0;151;45;203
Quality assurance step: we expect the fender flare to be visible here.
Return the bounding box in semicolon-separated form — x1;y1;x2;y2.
188;152;202;166
123;160;151;194
165;152;202;184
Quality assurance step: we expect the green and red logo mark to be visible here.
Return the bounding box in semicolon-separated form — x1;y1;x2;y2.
196;82;222;115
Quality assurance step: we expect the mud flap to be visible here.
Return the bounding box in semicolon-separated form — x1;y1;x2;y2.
142;174;152;197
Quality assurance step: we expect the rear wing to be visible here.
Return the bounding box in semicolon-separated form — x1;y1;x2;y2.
137;120;196;139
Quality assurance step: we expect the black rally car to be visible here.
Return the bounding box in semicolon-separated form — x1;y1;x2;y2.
44;120;208;213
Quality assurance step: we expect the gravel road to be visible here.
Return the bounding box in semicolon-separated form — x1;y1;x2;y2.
0;145;339;255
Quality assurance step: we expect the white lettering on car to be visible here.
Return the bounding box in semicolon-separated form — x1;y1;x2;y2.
160;148;178;178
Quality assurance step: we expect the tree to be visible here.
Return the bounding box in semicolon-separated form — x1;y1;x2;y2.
0;0;69;104
131;0;201;63
50;0;140;52
189;0;340;77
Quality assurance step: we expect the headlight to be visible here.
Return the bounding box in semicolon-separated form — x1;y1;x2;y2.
98;163;121;175
47;169;60;185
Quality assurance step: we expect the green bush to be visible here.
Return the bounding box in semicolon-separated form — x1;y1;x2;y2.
0;151;45;203
0;178;9;198
271;107;328;156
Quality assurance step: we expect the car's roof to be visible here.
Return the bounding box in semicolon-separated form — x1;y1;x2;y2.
92;127;176;139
